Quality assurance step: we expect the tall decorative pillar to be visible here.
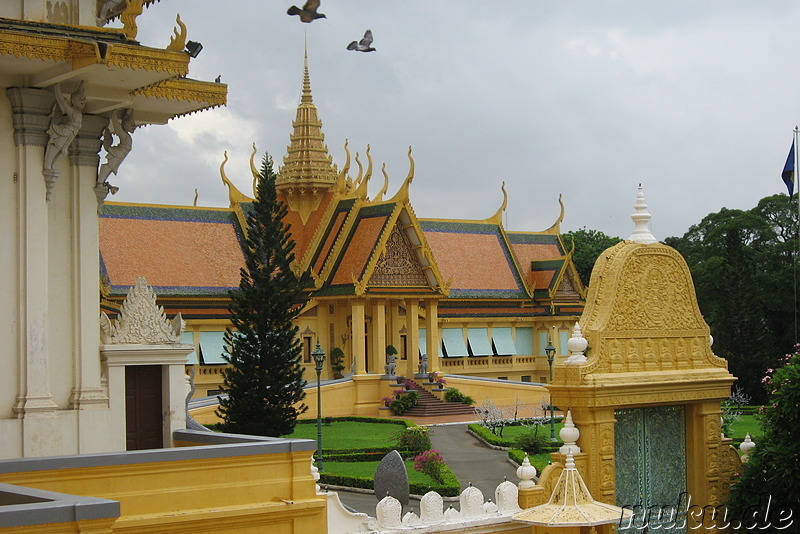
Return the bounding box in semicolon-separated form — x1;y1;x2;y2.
7;87;58;419
388;300;401;355
350;300;366;374
370;300;386;374
406;299;420;375
424;299;440;373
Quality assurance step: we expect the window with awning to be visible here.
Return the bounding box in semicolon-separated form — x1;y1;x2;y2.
515;327;534;356
198;331;228;364
491;327;517;356
441;328;469;357
182;331;199;365
467;328;493;357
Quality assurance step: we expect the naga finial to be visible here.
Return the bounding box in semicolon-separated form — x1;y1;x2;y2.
120;0;144;40
250;142;259;196
374;162;389;202
167;14;187;51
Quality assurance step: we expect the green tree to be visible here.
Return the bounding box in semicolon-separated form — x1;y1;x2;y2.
664;194;798;403
562;227;622;287
726;348;800;530
216;154;309;436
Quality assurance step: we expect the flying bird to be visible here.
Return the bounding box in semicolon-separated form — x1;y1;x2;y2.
287;0;325;23
347;29;376;52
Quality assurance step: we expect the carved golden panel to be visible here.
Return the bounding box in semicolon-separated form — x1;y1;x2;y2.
370;224;428;287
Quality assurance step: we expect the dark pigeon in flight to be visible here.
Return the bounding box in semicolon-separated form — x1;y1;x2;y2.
287;0;326;22
347;29;376;52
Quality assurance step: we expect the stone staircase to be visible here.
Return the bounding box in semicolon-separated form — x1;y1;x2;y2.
400;380;476;418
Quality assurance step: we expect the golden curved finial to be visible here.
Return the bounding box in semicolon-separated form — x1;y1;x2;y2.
167;14;187;51
337;139;351;193
356;145;372;200
388;146;415;203
354;152;364;188
544;194;566;233
219;151;253;206
121;0;144;40
483;182;508;225
250;142;259;196
374;162;389;202
193;188;198;206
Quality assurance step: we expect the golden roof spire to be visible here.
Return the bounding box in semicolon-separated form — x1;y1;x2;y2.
277;49;337;190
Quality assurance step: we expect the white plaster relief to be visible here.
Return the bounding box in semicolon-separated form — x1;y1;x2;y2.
100;276;184;345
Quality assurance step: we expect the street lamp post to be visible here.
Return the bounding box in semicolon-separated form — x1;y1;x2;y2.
312;341;326;471
544;339;557;442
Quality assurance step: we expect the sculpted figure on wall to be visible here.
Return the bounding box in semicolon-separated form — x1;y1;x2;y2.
95;108;134;208
43;82;85;200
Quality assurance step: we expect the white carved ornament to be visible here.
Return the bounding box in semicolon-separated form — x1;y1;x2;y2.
100;276;184;344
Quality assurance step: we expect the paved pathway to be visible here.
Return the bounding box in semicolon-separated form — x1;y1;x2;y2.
430;423;519;501
333;422;518;516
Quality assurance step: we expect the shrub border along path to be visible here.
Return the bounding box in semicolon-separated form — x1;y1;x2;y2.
289;417;461;498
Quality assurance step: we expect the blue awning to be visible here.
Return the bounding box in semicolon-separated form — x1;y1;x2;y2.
467;328;493;356
199;331;228;364
182;331;198;365
491;327;517;355
441;328;469;357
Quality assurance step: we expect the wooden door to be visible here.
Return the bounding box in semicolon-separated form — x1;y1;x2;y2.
125;365;163;450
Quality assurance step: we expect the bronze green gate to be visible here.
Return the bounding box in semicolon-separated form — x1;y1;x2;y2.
615;406;687;533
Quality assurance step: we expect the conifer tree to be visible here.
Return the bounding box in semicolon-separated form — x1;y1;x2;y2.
216;154;308;436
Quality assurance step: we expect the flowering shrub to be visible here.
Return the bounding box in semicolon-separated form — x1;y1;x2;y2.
727;346;800;525
414;449;446;484
390;426;432;455
389;391;419;415
381;396;394;407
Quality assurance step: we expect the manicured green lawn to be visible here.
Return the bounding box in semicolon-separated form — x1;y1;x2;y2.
283;420;405;450
728;414;763;440
495;423;564;442
322;460;438;486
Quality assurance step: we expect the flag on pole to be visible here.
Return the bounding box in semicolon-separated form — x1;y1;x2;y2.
782;140;795;197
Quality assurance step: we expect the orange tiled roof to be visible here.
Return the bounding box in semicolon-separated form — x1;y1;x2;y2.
419;220;528;299
100;203;245;297
329;214;388;286
280;191;335;262
507;232;564;296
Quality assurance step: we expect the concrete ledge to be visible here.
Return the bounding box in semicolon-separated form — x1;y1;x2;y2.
0;434;316;474
0;483;119;528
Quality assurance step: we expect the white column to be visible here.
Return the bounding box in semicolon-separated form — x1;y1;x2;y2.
69;114;107;410
8;88;57;417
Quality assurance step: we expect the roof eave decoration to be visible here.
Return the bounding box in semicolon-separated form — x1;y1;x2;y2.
482;182;508;225
131;77;227;124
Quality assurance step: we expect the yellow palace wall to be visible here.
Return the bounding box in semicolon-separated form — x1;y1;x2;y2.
0;446;325;533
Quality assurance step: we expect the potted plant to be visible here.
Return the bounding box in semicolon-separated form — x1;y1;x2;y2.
435;377;447;390
330;347;346;379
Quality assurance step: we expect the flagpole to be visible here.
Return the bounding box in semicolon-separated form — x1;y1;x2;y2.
795;126;799;344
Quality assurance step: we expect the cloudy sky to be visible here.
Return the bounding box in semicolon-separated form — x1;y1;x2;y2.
115;1;800;240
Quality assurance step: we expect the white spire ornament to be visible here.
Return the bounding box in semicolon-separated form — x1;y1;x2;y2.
628;184;657;244
565;322;588;364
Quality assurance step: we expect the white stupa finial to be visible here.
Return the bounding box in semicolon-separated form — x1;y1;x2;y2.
565;323;588;364
629;184;657;244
